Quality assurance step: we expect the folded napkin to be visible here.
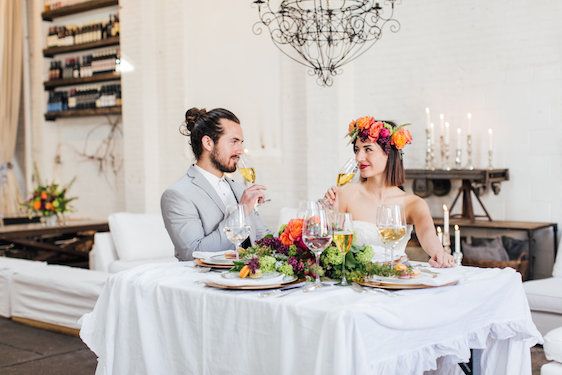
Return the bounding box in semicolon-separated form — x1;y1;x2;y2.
192;250;229;260
205;272;286;287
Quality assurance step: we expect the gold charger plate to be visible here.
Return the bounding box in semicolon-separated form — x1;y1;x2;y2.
357;279;458;290
205;277;301;290
194;258;233;269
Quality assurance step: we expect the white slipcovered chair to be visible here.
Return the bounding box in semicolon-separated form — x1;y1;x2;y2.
524;242;562;335
542;327;562;375
89;212;177;273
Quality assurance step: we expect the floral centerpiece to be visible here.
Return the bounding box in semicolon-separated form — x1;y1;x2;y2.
23;179;76;220
230;218;419;282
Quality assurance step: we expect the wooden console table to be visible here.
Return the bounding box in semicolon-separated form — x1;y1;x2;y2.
0;219;109;267
406;169;509;221
433;218;558;280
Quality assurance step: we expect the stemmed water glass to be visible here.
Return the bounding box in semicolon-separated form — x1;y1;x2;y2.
302;201;332;290
376;204;407;264
332;212;354;286
223;204;251;261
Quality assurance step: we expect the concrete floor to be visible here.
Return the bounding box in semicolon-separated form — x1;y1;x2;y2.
0;318;96;375
0;317;551;374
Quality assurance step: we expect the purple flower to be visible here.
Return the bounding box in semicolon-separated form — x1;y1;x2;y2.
247;256;260;273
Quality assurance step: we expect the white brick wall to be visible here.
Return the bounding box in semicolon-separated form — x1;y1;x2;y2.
24;0;561;267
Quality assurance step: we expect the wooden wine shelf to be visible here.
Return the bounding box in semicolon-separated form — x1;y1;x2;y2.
44;106;121;121
42;0;119;21
44;73;120;89
43;37;119;57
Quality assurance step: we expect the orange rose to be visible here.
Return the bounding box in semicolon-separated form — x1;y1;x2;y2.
280;218;303;246
33;200;41;210
347;120;357;134
356;116;375;130
391;128;413;150
41;192;47;200
45;202;53;210
368;121;384;142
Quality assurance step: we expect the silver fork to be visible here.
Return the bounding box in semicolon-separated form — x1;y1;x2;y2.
351;282;397;297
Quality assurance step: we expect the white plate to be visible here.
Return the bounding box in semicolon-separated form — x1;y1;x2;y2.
369;274;430;285
221;271;282;280
202;253;235;266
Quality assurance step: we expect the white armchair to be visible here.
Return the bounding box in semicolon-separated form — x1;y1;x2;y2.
89;212;177;273
542;327;562;374
523;241;562;336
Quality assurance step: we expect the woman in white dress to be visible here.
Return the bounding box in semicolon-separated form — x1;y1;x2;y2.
324;116;455;268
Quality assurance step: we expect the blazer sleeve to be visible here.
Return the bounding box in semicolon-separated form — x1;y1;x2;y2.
161;188;231;261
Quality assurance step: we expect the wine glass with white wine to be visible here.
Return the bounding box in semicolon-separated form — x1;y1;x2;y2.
336;157;357;187
376;204;407;264
332;212;354;286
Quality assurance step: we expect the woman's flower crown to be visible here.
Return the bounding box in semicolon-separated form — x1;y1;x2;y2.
347;116;413;154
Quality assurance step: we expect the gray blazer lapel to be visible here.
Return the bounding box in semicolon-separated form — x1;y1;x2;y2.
225;176;244;204
187;165;226;214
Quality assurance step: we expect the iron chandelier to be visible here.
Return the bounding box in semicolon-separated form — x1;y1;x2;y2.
253;0;400;86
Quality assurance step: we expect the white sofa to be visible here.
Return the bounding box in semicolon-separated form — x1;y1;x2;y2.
89;212;177;273
0;257;47;318
11;265;108;330
524;242;562;335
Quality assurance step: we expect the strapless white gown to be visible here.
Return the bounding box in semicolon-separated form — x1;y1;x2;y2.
352;220;413;261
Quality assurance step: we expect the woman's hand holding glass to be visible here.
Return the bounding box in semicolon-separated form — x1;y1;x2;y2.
321;157;357;209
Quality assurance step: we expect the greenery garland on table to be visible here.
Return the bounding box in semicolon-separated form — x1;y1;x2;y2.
231;218;411;282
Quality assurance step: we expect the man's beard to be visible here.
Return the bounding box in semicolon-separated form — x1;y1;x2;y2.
210;149;237;173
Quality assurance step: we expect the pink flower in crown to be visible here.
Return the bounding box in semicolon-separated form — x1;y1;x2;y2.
379;127;391;139
368;121;385;142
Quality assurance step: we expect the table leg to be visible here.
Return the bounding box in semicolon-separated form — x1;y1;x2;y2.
459;349;481;375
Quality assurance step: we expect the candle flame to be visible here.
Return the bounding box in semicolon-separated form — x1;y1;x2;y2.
442;204;448;211
467;113;472;119
425;107;430;114
454;224;459;230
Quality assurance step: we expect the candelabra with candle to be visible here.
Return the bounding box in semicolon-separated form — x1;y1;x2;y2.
425;127;435;170
453;224;463;266
454;128;462;169
465;133;474;170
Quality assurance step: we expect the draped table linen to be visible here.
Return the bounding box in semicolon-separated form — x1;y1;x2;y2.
80;263;541;375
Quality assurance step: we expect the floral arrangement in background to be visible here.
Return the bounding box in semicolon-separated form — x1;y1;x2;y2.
23;178;77;218
347;116;413;154
231;217;411;282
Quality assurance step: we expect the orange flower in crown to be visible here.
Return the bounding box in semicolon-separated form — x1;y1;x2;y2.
391;128;413;150
280;218;304;247
346;115;412;156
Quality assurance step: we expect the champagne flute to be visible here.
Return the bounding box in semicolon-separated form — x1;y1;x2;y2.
376;204;407;264
238;155;256;184
336;157;357;187
332;212;353;286
223;204;251;261
302;202;332;290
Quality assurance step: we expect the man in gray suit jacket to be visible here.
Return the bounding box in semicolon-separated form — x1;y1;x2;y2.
161;107;270;261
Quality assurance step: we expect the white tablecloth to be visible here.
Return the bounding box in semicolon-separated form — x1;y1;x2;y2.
80;263;542;375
